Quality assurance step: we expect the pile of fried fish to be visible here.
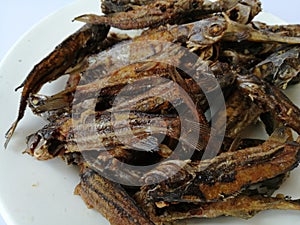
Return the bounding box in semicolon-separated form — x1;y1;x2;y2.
5;0;300;224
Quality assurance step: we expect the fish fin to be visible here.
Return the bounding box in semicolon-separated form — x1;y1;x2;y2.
132;136;159;152
268;126;293;143
15;82;25;91
4;121;17;148
228;136;242;152
181;118;209;151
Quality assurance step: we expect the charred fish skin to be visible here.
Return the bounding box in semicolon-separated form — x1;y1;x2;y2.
75;167;155;225
5;24;110;148
27;61;173;120
134;192;300;223
100;0;261;20
141;128;300;203
68;16;227;99
68;110;182;153
25;109;181;160
74;0;239;29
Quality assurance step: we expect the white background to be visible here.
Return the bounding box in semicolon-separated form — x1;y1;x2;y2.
0;0;300;225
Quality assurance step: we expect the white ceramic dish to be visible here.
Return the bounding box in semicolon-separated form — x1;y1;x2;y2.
0;0;300;225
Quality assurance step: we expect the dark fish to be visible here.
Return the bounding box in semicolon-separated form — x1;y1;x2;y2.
75;0;238;29
5;24;110;147
252;46;300;89
237;74;300;134
134;192;300;223
75;167;155;225
141;128;300;202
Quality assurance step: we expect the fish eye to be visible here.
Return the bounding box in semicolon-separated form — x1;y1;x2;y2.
208;23;224;37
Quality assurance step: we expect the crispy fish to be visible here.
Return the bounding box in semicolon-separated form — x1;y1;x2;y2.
25;111;181;160
5;24;110;147
134;192;300;224
75;167;155;225
141;128;300;202
75;0;238;29
237;74;300;134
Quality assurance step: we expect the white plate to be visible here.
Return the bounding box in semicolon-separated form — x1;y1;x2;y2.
0;0;300;225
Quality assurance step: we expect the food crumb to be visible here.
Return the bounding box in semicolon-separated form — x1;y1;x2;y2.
32;182;39;187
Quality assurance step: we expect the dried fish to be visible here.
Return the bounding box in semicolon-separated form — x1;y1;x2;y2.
68;111;182;152
74;12;300;46
6;1;300;224
28;89;75;121
100;0;261;25
75;0;238;29
237;74;300;134
134;193;300;223
214;88;263;139
5;24;110;147
141;128;300;202
252;46;300;89
28;62;175;119
251;21;300;37
25;111;182;160
75;167;155;225
28;60;235;120
223;16;300;44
